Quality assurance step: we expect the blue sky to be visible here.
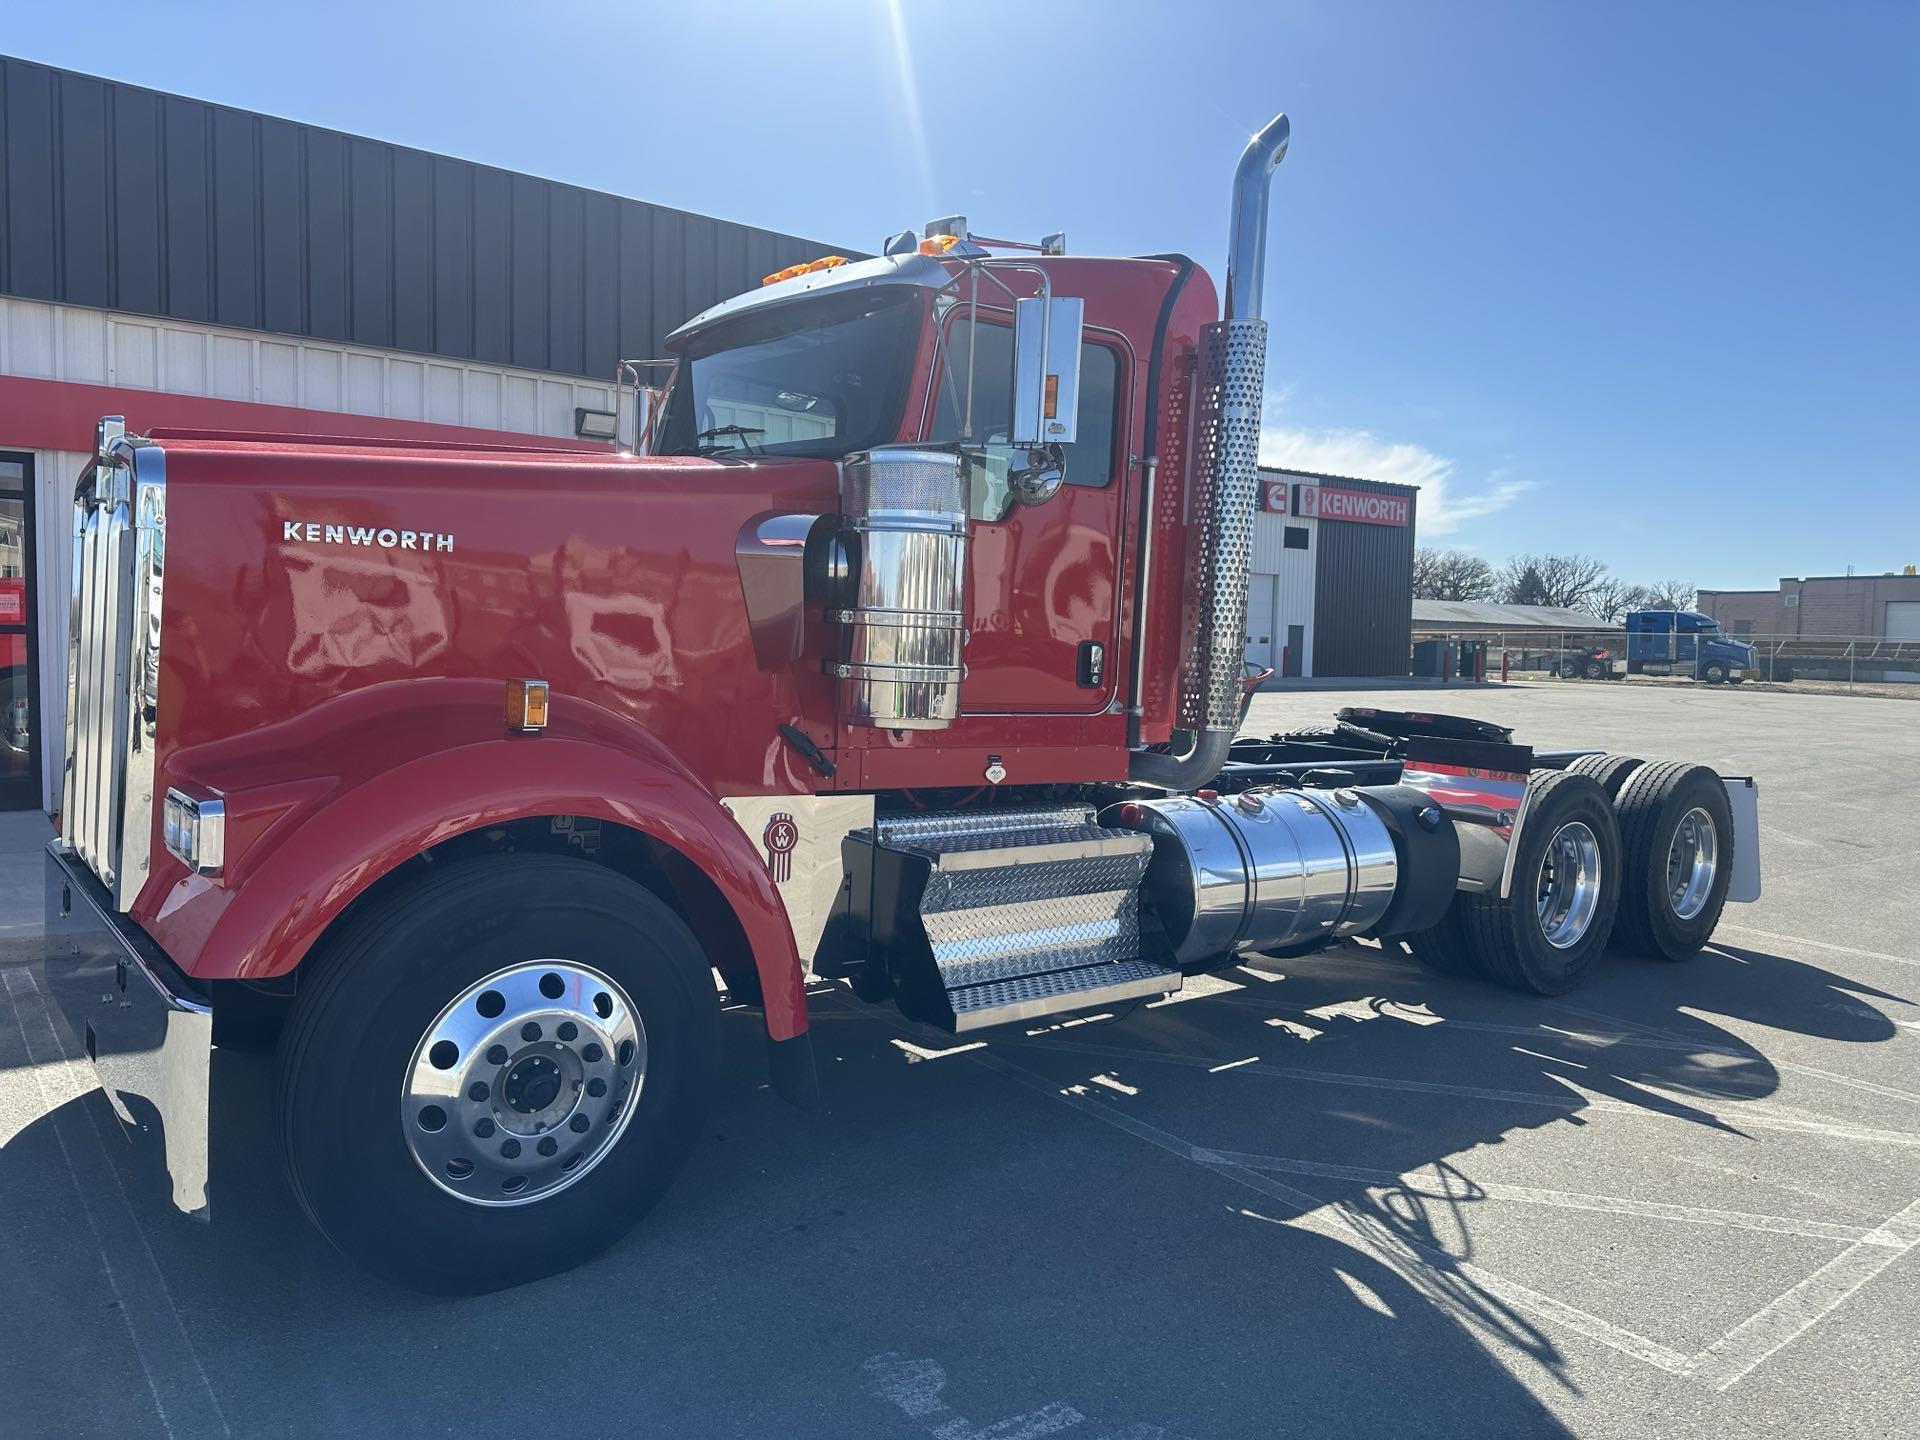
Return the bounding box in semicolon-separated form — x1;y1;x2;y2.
6;0;1915;590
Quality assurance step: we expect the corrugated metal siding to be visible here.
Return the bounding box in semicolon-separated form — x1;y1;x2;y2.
0;58;856;380
1310;478;1417;677
0;296;624;439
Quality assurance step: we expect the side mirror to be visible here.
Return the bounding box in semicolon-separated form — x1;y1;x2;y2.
1009;296;1083;447
1007;445;1066;507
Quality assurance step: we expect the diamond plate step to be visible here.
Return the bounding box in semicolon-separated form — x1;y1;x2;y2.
947;958;1180;1032
852;804;1179;1032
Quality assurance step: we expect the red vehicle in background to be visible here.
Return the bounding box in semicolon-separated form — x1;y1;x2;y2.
43;112;1760;1292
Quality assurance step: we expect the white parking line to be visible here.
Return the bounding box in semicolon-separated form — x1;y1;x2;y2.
971;1047;1697;1377
1191;1147;1902;1247
1686;1198;1920;1391
1010;1034;1920;1148
1715;924;1920;969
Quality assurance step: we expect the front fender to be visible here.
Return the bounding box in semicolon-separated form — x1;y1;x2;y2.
140;683;808;1041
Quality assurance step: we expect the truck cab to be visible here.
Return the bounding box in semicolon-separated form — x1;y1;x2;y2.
1625;609;1755;684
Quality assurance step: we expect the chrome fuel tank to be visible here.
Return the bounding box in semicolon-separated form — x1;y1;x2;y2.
1114;788;1399;967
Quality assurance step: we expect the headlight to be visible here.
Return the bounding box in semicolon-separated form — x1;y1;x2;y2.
163;788;226;877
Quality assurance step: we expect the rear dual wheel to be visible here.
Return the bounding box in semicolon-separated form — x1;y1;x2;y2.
1406;771;1621;995
1566;751;1642;800
276;855;719;1294
1611;761;1733;963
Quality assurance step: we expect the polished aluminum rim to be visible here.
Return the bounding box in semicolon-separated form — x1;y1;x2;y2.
1666;806;1719;921
1536;821;1603;950
401;961;646;1207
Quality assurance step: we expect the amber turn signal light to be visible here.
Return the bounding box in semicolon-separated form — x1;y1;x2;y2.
506;678;549;733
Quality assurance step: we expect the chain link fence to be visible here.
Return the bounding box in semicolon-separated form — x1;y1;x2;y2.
1408;630;1920;690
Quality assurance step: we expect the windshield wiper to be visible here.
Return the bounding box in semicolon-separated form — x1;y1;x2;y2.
693;423;765;456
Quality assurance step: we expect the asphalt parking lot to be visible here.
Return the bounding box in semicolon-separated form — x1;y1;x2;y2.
3;679;1917;1439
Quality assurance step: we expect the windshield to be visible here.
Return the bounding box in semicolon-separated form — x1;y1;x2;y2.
656;288;922;458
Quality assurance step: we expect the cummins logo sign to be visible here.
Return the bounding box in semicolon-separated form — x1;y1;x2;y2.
282;520;455;552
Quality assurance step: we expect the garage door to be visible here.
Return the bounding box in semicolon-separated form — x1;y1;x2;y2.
1887;601;1920;641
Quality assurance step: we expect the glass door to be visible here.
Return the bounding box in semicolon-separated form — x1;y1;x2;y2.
0;454;40;810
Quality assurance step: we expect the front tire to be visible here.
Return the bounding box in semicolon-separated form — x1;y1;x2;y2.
1582;659;1607;680
1702;661;1728;685
276;855;719;1294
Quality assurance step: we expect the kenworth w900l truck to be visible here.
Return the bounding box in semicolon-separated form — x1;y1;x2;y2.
44;112;1761;1292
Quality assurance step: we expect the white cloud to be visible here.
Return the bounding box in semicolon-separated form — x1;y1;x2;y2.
1258;425;1536;538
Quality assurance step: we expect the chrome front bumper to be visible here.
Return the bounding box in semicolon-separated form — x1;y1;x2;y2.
42;840;211;1217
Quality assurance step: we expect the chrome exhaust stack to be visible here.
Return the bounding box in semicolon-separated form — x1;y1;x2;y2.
1131;113;1290;789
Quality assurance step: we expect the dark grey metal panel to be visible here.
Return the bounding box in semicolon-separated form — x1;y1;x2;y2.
348;138;391;346
58;73;113;309
431;156;474;360
509;173;547;370
212;108;259;329
5;61;58;299
391;148;435;356
1310;478;1418;678
259;118;306;336
112;86;163;316
161;95;211;322
0;58;856;381
305;127;350;342
546;184;585;379
581;192;620;383
470;166;511;365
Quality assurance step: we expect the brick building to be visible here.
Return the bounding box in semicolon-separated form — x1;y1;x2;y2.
1698;573;1920;641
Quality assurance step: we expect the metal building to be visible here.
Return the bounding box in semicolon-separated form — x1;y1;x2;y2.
0;58;850;810
1243;467;1417;680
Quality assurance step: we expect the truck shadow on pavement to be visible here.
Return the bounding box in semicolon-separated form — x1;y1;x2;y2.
0;936;1911;1439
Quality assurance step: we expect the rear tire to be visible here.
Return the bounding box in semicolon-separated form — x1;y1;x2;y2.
1566;752;1643;800
1558;658;1580;679
1402;911;1485;979
1612;761;1734;963
276;854;719;1294
1437;771;1622;995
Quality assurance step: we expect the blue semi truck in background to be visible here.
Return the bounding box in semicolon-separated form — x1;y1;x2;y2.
1626;609;1758;684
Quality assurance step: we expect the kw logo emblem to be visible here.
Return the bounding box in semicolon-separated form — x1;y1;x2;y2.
763;814;799;883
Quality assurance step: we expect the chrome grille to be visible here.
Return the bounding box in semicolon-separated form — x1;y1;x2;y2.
61;418;165;910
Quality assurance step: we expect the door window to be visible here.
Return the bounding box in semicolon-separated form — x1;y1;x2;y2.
0;455;38;810
930;316;1123;518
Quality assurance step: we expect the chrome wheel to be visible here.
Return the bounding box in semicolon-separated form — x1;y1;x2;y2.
1666;806;1719;921
1536;821;1603;950
402;961;646;1207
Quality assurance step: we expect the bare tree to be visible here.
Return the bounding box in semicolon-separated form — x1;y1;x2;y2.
1640;579;1698;611
1497;552;1610;611
1413;547;1500;601
1586;577;1635;623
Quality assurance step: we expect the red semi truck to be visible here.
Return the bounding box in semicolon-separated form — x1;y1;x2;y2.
43;113;1760;1293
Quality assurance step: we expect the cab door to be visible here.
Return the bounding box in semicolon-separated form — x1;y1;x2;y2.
927;314;1130;716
